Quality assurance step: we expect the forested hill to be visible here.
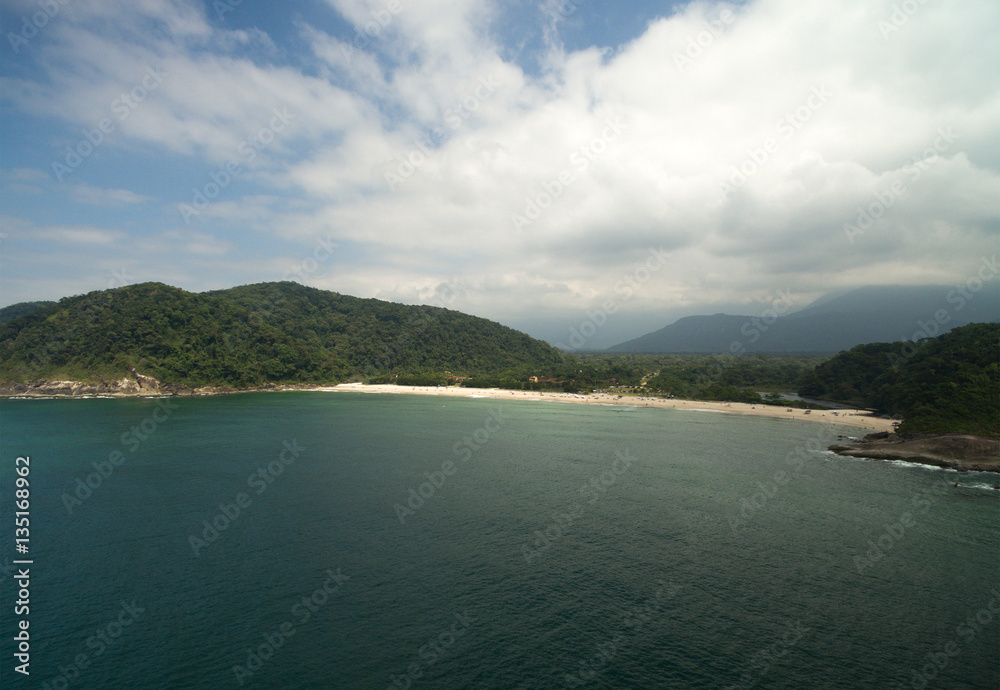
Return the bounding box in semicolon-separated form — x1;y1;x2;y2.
0;282;566;388
0;301;55;325
797;323;999;436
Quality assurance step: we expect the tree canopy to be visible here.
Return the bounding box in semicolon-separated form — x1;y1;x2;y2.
0;282;566;387
798;323;999;436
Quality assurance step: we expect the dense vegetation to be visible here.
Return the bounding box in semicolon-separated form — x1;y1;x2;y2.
454;353;825;404
2;283;994;437
642;354;819;400
0;282;566;387
798;323;999;436
0;301;54;325
0;282;822;397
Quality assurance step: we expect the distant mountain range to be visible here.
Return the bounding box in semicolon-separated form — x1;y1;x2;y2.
609;284;1000;353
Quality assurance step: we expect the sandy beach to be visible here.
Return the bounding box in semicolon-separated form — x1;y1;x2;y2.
314;383;896;433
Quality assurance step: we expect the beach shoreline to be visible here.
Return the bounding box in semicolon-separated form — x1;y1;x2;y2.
0;379;896;432
312;383;897;432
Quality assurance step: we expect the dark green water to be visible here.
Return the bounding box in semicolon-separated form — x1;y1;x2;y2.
1;392;997;689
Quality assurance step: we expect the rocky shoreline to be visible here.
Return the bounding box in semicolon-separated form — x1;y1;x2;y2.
0;372;292;398
829;432;1000;473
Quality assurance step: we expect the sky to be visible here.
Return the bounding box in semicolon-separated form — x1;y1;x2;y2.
1;0;997;349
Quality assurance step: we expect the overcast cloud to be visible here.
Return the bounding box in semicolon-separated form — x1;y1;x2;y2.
1;0;997;346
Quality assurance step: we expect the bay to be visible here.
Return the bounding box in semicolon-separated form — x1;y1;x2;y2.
1;392;997;689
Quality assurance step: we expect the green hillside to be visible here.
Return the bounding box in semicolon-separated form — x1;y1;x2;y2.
798;323;1000;436
0;301;55;325
0;282;566;388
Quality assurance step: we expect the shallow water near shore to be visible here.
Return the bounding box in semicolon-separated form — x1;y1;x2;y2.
1;392;997;689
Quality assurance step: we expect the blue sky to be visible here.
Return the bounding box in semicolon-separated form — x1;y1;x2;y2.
1;0;998;347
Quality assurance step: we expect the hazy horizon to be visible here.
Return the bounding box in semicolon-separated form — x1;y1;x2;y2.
2;0;997;348
5;279;999;351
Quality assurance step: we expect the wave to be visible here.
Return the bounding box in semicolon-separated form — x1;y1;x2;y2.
956;482;1000;492
826;453;959;473
884;459;958;473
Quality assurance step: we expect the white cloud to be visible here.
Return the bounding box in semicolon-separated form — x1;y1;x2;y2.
36;226;125;245
160;229;233;256
70;183;152;206
1;0;998;341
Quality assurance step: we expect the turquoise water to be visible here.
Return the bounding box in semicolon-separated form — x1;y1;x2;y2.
1;392;997;689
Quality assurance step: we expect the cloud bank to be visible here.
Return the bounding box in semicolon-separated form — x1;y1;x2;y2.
1;0;997;346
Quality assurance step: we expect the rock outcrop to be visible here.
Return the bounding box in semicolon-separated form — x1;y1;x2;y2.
0;375;285;398
829;433;1000;473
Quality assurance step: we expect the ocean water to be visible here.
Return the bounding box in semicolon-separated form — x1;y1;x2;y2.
1;392;997;689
